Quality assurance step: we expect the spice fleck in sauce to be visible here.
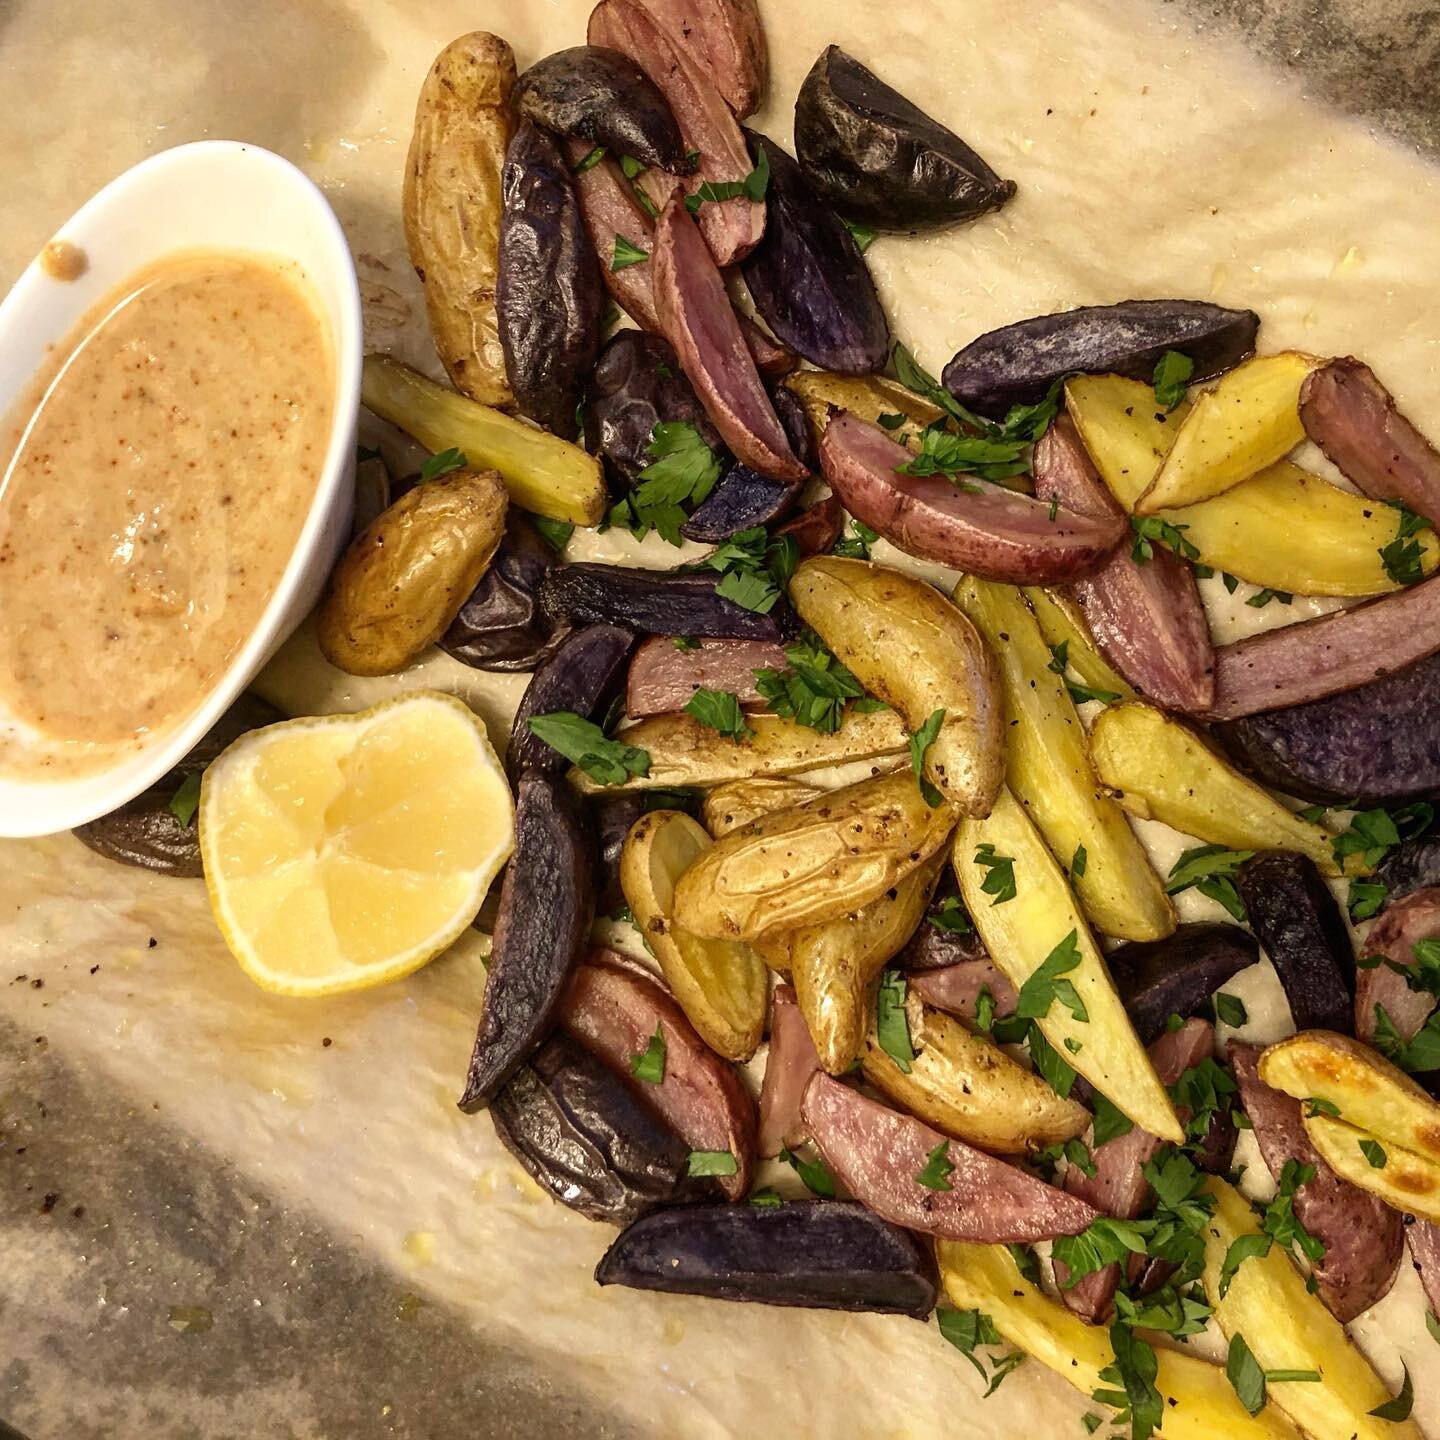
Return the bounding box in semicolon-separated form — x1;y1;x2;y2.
0;249;333;775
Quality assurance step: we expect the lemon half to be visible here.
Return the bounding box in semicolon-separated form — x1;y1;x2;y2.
199;691;514;996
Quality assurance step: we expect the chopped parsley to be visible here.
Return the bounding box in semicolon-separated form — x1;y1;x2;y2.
619;154;646;180
1258;1159;1325;1268
685;147;770;212
927;894;973;935
1071;844;1089;880
747;1187;783;1208
527;712;650;786
1015;931;1088;1023
1053;1217;1151;1285
701;525;797;615
1360;1138;1388;1168
909;707;947;807
687;1149;738;1177
1092;1321;1163;1440
1348;878;1389;922
1225;1333;1266;1415
1048;640;1121;706
1369;1363;1414;1421
890;341;1062;444
1152;350;1194;410
1130;515;1199;563
973;844;1018;905
418;446;467;483
842;217;877;252
875;969;915;1074
168;771;202;828
898;423;1029;485
609;421;725;544
683;688;752;743
937;1306;1026;1396
779;1144;836;1197
1217;1231;1273;1298
573;144;606;174
1027;1024;1079;1097
531;514;574;552
915;1140;955;1191
832;517;879;560
1168;1058;1238;1145
1213;991;1248;1028
1379;501;1431;587
672;635;699;652
1091;1093;1135;1148
1165;844;1253;922
630;1024;666;1084
1304;1096;1340;1119
754;630;869;733
1245;587;1293;609
611;233;649;272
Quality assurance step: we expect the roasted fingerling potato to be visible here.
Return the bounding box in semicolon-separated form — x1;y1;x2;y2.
790;557;1004;815
317;468;508;676
403;33;517;408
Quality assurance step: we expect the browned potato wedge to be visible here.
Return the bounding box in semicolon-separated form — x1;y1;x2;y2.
938;1242;1300;1440
1259;1030;1440;1165
701;778;819;837
956;788;1182;1142
568;706;908;795
619;810;767;1060
1089;702;1355;877
1199;1176;1418;1440
673;770;957;941
1305;1113;1440;1223
954;575;1173;941
1135;351;1320;514
403;34;516;408
783;370;942;449
775;854;941;1074
790;557;1003;815
1020;586;1136;702
864;998;1089;1153
317;469;507;676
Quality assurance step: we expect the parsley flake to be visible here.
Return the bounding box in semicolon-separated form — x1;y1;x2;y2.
1130;515;1199;563
611;233;649;271
419;446;467;483
916;1140;955;1191
630;1024;666;1084
842;217;877;252
684;688;752;743
1153;351;1194;410
974;844;1018;905
687;1149;738;1177
1016;931;1088;1023
875;969;915;1074
909;707;947;807
1360;1138;1388;1168
779;1144;836;1197
168;771;202;828
684;147;770;213
1165;845;1252;922
527;712;650;787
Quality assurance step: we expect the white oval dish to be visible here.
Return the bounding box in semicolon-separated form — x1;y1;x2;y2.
0;140;361;839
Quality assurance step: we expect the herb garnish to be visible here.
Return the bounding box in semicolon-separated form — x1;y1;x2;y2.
611;234;649;271
909;707;947;807
1091;1093;1135;1148
419;446;467;483
527;712;650;786
937;1306;1027;1396
890;341;1063;444
1152;350;1194;410
168;771;202;828
1349;879;1389;922
1379;501;1431;587
1130;515;1199;563
1245;587;1293;609
683;688;752;743
1213;992;1248;1028
1048;640;1122;706
898;423;1029;485
1092;1321;1163;1440
573;144;606;174
1360;1138;1388;1168
875;969;915;1074
754;630;869;733
973;844;1018;904
1369;1362;1414;1421
672;635;699;652
1165;845;1253;922
927;895;973;935
747;1187;783;1208
630;1024;666;1084
531;514;574;552
915;1140;955;1191
832;517;879;560
687;1150;738;1177
1015;931;1088;1023
685;148;770;212
779;1144;836;1197
610;421;724;544
699;524;797;615
842;217;877;252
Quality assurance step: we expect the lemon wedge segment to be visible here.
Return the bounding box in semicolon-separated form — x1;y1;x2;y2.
199;691;513;996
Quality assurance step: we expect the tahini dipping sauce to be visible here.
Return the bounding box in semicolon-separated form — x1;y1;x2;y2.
0;249;333;776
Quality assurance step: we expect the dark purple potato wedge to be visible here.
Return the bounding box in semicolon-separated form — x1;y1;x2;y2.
1214;649;1440;806
585;330;724;488
1205;571;1440;720
626;636;784;717
1377;837;1440;910
1105;923;1259;1046
497;120;604;437
593;789;702;915
1056;1019;1214;1323
490;1032;708;1224
654;196;809;482
460;777;597;1110
74;693;284;878
1356;888;1440;1048
802;1073;1098;1243
793;46;1014;232
1034;415;1213;712
562;953;756;1199
681;385;813;541
894;873;989;972
1236;851;1355;1035
1300;358;1440;522
506;623;635;785
539;564;787;642
517;47;694;174
440;511;567;673
1230;1042;1403;1322
943;299;1259;418
820;412;1124;584
595;1200;938;1316
737;130;888;374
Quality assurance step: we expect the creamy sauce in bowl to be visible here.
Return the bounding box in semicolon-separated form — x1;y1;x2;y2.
0;248;334;776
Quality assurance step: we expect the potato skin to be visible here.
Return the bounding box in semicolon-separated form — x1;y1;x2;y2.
317;470;508;676
790;557;1003;815
403;33;516;408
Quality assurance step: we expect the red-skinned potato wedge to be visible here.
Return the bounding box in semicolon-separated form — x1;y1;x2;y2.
1229;1041;1402;1323
756;983;821;1157
1055;1018;1216;1324
802;1073;1100;1243
1300;357;1440;521
634;0;766;117
654;197;808;482
1205;571;1440;719
773;493;843;556
567;139;663;330
1357;888;1440;1045
1034;414;1214;711
561;951;757;1200
818;412;1125;583
626;636;785;717
738;314;798;380
589;0;764;267
909;958;1017;1021
1408;1219;1440;1315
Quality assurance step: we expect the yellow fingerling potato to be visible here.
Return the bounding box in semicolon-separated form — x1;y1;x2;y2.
1259;1029;1440;1166
784;370;942;451
864;999;1090;1153
567;706;908;795
954;576;1173;941
1088;702;1355;877
955;788;1181;1142
1020;586;1135;702
1066;373;1428;596
1199;1177;1419;1440
672;770;957;942
701;778;820;838
937;1241;1300;1440
1135;351;1320;513
1306;1113;1440;1222
361;355;606;525
790;557;1004;815
619;811;767;1060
